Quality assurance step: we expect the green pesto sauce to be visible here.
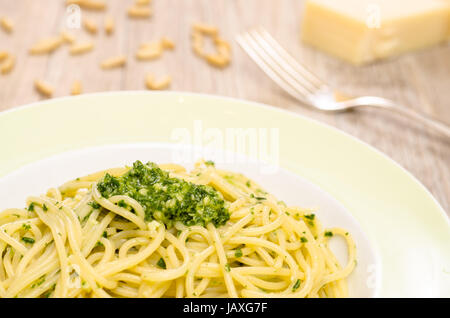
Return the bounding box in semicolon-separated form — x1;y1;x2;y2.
97;161;230;228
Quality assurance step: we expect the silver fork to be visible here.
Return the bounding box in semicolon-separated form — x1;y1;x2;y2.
236;28;450;138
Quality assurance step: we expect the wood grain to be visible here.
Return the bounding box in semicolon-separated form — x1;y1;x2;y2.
0;0;449;214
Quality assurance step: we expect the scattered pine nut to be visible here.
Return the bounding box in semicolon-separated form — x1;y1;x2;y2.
192;23;218;36
208;41;231;67
191;24;231;68
191;32;204;57
0;51;8;61
136;38;175;61
69;41;94;55
128;6;152;18
139;42;157;50
153;76;171;90
145;74;171;90
71;80;82;95
83;18;98;34
136;48;161;60
104;16;114;35
161;37;175;50
193;44;204;57
29;36;64;55
61;31;76;44
135;0;151;5
216;42;231;59
191;32;203;42
1;55;15;74
34;80;54;97
136;42;162;60
100;55;126;69
205;53;230;68
214;37;231;51
0;17;14;33
66;0;106;11
145;74;155;89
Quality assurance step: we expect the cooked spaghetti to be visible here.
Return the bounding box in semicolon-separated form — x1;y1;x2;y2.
0;160;356;298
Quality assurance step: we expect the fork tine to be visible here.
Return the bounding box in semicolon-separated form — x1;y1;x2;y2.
248;29;318;94
237;32;311;103
257;28;325;89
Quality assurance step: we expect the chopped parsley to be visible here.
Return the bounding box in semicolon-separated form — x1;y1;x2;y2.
31;275;46;288
157;257;166;269
224;264;231;272
82;211;93;223
246;180;251;187
300;237;308;243
22;237;35;244
304;214;315;220
292;279;301;291
205;160;215;166
117;200;128;208
22;223;31;231
97;161;229;228
88;202;101;209
250;194;266;201
102;231;107;238
43;204;48;212
28;202;35;212
235;248;243;258
43;291;52;298
324;231;333;237
43;283;56;298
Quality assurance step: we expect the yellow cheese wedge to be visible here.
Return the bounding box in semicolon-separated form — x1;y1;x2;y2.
301;0;450;65
447;0;450;38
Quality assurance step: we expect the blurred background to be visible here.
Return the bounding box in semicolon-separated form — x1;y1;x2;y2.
0;0;449;212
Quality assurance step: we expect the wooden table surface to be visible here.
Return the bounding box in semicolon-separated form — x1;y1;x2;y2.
0;0;449;214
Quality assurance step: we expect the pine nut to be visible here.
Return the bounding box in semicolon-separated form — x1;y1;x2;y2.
70;41;94;55
61;31;76;44
83;18;98;34
145;74;171;90
104;16;114;35
0;17;14;33
1;55;15;74
71;80;82;95
29;36;64;55
34;80;54;97
66;0;106;11
100;55;126;69
128;6;152;18
192;23;218;36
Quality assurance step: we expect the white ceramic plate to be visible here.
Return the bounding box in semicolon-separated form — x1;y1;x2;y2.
0;143;379;297
0;91;448;297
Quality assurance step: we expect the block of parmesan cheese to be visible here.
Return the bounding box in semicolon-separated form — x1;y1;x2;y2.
301;0;450;65
447;0;450;38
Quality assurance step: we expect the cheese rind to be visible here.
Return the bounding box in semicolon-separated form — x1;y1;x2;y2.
301;0;450;65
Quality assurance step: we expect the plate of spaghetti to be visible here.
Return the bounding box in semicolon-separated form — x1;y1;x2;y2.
0;91;448;298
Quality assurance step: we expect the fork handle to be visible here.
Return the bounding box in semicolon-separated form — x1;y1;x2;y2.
349;97;450;138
